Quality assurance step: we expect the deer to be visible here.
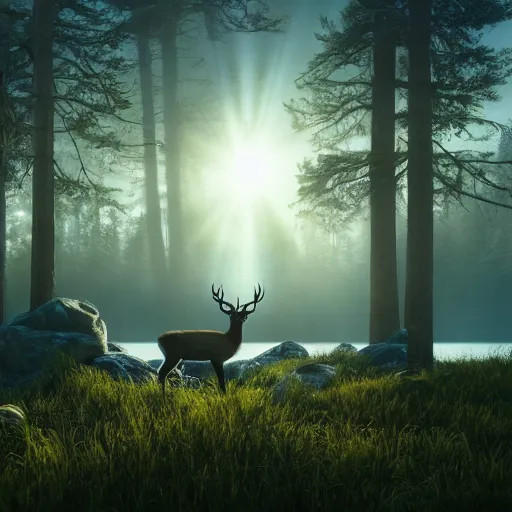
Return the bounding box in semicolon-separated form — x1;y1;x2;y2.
156;283;264;400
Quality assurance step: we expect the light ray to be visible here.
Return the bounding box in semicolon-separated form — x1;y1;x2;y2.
195;29;300;286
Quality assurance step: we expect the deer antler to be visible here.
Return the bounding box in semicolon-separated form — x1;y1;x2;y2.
211;284;236;314
238;283;264;315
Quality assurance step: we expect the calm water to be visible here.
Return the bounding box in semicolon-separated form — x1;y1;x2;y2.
117;341;512;362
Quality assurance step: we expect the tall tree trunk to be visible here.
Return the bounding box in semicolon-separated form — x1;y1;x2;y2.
160;8;183;289
30;0;55;310
0;146;5;324
137;32;168;286
369;5;400;343
0;72;7;324
405;0;434;370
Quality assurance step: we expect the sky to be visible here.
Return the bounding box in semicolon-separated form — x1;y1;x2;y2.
167;0;512;220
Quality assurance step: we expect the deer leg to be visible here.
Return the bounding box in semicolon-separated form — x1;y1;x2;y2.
210;360;226;393
158;357;181;401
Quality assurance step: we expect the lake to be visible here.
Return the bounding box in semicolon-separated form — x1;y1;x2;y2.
117;341;512;362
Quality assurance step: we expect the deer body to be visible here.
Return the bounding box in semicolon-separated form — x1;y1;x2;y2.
157;329;241;362
157;284;264;399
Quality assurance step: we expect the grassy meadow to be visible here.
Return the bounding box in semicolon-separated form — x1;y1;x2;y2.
0;348;511;512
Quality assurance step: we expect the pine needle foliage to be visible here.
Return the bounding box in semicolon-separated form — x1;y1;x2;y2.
285;0;512;228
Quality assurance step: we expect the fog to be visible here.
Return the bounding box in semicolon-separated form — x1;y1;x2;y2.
4;0;512;342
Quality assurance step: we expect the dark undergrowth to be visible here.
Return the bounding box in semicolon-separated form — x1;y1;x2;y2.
1;347;512;512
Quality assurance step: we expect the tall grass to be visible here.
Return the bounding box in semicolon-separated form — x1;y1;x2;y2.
1;349;511;511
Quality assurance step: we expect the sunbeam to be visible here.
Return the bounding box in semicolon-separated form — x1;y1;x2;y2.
190;31;301;288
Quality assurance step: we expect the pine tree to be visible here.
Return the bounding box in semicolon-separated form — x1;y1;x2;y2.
1;0;133;309
30;0;55;309
405;0;434;370
286;0;512;351
368;1;400;342
287;0;512;216
0;5;30;321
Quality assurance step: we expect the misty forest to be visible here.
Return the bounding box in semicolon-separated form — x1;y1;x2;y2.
2;0;512;350
2;0;512;510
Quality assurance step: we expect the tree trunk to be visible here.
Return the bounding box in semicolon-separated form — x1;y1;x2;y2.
369;6;400;343
30;0;55;310
137;32;168;286
0;69;7;324
160;9;183;289
405;0;434;370
0;146;5;324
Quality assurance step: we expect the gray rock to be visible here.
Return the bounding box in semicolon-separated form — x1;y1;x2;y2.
0;298;109;388
273;363;336;404
181;360;215;380
331;342;357;354
381;329;408;344
223;358;262;380
180;359;259;382
0;325;106;379
10;297;107;347
91;353;156;384
294;363;336;386
357;342;408;368
144;360;202;389
147;359;163;371
253;341;309;364
107;342;127;353
180;342;308;383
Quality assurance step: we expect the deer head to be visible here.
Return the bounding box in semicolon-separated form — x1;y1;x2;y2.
211;283;264;325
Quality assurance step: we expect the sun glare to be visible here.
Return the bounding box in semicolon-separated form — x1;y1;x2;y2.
227;141;273;202
190;31;304;289
201;132;294;212
195;132;297;290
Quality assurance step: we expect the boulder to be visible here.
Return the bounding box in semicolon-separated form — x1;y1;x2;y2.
253;341;309;364
147;359;163;371
0;298;108;388
0;325;106;381
10;298;107;347
107;342;127;353
381;329;408;344
224;358;262;380
91;353;156;384
357;342;407;368
180;342;309;383
179;359;258;382
331;342;357;354
181;360;215;380
273;363;336;404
